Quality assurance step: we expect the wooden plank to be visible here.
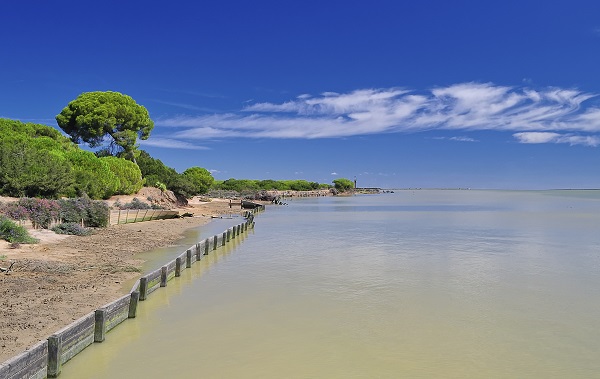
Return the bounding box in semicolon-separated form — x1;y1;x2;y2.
0;340;47;379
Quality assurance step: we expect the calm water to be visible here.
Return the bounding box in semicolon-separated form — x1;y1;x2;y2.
62;190;600;378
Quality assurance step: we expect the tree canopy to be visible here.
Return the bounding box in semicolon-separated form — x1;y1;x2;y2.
55;91;154;163
333;178;354;192
182;167;214;195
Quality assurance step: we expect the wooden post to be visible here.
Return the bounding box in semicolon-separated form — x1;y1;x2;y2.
160;266;167;287
204;238;210;255
226;228;231;242
186;249;192;268
47;335;62;378
222;232;227;246
94;309;107;342
213;235;218;250
196;242;203;260
129;291;139;318
175;257;182;277
139;277;148;301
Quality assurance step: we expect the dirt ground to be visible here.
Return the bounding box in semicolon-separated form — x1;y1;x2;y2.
0;196;246;362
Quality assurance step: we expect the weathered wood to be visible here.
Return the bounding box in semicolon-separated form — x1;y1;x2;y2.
175;257;182;277
204;238;210;255
139;268;161;300
213;235;218;250
186;249;192;268
129;291;140;318
222;232;227;246
47;312;95;377
195;242;203;260
99;294;131;334
160;266;167;287
139;277;148;301
0;339;47;379
94;309;107;342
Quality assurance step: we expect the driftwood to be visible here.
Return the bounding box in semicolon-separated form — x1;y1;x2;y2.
0;261;15;274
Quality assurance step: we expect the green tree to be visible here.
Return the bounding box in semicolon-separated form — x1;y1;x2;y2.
182;167;214;195
0;140;74;198
101;156;144;195
136;150;178;187
333;178;354;192
168;175;198;199
65;150;119;199
56;91;154;163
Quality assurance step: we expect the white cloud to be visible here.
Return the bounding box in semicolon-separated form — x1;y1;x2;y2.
154;83;600;147
513;132;562;144
331;172;338;176
513;132;600;147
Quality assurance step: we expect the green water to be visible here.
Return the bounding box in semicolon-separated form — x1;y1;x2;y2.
61;190;600;378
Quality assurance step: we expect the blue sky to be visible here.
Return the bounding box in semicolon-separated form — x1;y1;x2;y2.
2;0;600;189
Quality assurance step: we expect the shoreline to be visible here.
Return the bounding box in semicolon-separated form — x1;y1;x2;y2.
0;200;242;362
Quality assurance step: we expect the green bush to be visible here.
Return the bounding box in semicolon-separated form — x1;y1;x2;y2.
333;178;355;192
137;150;178;186
65;150;119;199
0;139;74;198
51;222;94;236
86;201;110;227
0;216;38;244
101;156;144;195
118;198;152;210
182;167;214;195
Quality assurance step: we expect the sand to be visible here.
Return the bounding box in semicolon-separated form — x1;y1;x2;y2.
0;198;244;362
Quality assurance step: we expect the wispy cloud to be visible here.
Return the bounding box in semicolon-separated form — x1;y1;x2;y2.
433;136;478;142
513;132;600;146
139;138;209;150
149;99;218;112
155;83;600;147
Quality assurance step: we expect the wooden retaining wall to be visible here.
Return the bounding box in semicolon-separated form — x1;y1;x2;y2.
108;209;180;226
1;205;264;378
0;340;47;379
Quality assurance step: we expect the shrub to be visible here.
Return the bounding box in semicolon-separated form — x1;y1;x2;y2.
86;201;110;227
101;156;144;195
14;198;60;229
0;139;74;198
118;198;152;210
58;197;89;224
0;216;38;244
1;203;29;221
52;222;94;236
65;150;119;199
182;167;214;195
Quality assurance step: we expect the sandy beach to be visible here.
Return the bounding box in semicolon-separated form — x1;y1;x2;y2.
0;197;242;362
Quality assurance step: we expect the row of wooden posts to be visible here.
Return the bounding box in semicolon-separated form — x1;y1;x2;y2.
0;206;263;379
